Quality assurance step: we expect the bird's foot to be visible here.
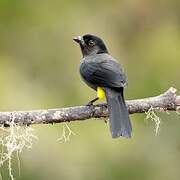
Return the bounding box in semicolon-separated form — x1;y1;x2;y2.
86;97;99;107
86;101;94;106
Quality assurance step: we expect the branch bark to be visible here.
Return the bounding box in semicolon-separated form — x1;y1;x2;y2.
0;87;179;126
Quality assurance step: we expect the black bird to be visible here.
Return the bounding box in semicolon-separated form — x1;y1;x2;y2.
73;34;132;138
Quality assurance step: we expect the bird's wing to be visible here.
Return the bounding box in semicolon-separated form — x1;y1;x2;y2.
80;57;127;88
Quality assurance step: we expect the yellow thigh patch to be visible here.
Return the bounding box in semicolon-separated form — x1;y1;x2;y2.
97;87;105;99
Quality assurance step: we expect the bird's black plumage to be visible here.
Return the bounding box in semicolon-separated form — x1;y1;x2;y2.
73;34;132;138
80;54;127;89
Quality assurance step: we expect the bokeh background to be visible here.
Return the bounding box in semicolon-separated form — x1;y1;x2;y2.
0;0;180;179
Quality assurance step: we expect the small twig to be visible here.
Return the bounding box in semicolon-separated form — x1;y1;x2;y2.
0;87;179;126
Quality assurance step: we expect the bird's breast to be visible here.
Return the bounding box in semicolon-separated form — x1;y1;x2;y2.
79;61;97;90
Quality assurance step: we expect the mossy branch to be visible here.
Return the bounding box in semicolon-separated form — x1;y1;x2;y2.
0;87;179;126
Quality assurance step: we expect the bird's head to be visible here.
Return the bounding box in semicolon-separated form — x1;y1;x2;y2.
73;34;108;57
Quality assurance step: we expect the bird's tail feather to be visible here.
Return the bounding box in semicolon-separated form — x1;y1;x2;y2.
105;87;132;138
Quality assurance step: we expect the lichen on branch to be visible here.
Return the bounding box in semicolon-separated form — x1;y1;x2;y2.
0;113;37;180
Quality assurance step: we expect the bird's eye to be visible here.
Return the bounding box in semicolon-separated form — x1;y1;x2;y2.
88;40;95;46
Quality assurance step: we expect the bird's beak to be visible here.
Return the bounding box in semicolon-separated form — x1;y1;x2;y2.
73;36;84;45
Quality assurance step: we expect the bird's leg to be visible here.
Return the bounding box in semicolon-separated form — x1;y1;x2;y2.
86;97;99;106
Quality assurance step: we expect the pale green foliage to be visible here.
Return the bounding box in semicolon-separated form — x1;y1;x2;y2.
145;107;161;135
0;114;37;180
57;123;76;143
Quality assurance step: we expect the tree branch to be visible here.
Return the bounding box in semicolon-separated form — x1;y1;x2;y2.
0;87;179;126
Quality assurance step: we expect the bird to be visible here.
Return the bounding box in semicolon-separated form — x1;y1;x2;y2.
73;34;132;138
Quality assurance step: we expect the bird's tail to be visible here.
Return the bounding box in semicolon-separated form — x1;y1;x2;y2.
105;87;132;138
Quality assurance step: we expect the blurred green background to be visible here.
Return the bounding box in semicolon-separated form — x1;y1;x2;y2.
0;0;180;179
